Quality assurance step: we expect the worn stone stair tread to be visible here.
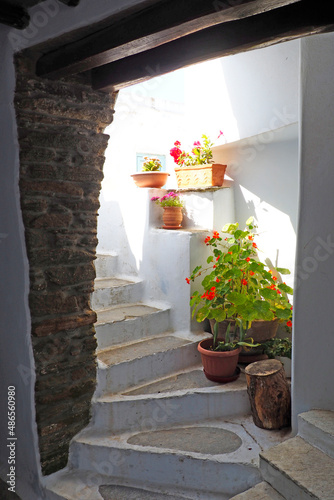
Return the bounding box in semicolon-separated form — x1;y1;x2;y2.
97;335;192;366
94;277;138;289
298;410;334;458
230;481;285;499
95;303;163;325
260;436;334;499
121;366;244;396
99;484;193;499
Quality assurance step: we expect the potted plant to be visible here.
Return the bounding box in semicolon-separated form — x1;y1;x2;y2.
131;156;170;188
198;320;259;382
170;133;227;188
151;192;184;229
186;217;293;361
263;337;292;377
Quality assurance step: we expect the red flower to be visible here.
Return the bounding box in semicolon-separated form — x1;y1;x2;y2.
242;279;248;286
270;284;276;290
185;278;190;284
193;141;201;147
216;278;220;283
291;306;293;310
248;235;253;241
213;231;220;239
170;146;182;164
246;257;251;262
228;251;232;255
174;140;181;147
250;271;255;276
216;256;220;261
287;320;292;327
252;242;257;248
204;236;211;244
277;290;281;294
273;276;277;281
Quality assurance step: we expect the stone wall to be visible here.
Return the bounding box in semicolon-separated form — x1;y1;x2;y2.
14;53;116;474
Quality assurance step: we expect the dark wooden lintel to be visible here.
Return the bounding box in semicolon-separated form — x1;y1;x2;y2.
58;0;81;6
0;2;30;29
36;0;301;79
91;0;334;92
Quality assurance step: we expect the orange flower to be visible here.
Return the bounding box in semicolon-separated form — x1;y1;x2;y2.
213;231;220;239
204;236;210;244
248;235;253;241
185;278;190;284
273;276;277;281
252;242;257;248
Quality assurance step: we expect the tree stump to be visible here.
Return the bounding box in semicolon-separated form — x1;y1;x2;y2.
245;359;291;429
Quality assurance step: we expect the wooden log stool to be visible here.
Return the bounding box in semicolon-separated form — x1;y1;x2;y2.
245;359;291;430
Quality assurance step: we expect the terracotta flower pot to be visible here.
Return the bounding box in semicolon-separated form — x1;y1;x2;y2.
162;206;183;229
174;163;227;188
198;338;241;382
131;171;170;188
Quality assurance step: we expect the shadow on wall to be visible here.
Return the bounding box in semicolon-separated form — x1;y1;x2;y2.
97;197;138;276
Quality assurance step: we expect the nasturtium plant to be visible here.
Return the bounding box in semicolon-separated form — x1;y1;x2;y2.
186;218;293;330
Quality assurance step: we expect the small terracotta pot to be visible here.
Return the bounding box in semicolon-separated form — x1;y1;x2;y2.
131;171;170;188
162;206;183;229
198;338;241;381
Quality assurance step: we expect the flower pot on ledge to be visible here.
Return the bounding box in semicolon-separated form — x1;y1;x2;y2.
162;206;183;229
174;163;227;189
131;171;170;188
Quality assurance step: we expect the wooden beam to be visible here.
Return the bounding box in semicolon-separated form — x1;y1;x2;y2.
36;0;301;79
92;0;334;92
0;2;30;29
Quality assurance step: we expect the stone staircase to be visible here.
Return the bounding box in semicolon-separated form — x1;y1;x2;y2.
43;252;334;499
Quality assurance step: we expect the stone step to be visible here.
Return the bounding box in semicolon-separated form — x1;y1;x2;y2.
298;409;334;459
91;366;250;434
95;334;201;396
91;276;143;309
94;253;118;279
230;482;285;499
69;419;263;499
43;467;219;499
95;302;171;351
260;436;334;500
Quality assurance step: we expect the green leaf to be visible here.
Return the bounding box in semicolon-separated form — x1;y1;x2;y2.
253;300;270;315
246;216;254;226
276;267;291;275
212;309;227;322
278;283;293;294
227;292;247;305
207;256;213;264
275;308;292;320
260;288;278;301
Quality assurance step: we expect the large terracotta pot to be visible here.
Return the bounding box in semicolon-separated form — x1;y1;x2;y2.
198;338;241;382
131;171;170;188
162;206;183;229
174;163;227;188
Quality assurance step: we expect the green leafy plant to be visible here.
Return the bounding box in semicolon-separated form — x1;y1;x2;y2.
170;132;223;167
186;217;293;329
263;337;292;359
151;192;184;208
212;320;259;352
142;157;162;171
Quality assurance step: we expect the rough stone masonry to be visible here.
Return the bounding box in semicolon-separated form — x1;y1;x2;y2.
14;52;116;474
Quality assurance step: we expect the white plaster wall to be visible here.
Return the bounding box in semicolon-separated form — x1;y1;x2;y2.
0;26;43;500
292;32;334;428
213;123;299;292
